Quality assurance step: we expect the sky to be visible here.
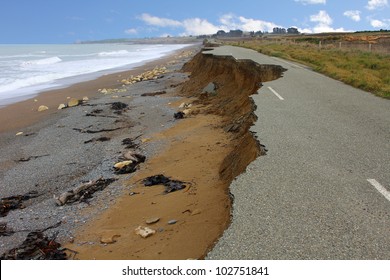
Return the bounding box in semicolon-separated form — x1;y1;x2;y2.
1;0;389;43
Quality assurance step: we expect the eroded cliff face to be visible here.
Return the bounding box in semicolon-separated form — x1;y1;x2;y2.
181;50;286;182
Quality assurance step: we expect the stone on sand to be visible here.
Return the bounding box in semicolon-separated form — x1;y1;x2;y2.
58;104;66;110
114;161;133;169
135;226;156;238
146;217;160;225
68;98;79;107
100;234;121;244
38;105;49;112
168;220;177;225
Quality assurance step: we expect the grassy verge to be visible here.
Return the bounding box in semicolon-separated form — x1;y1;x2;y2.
227;40;390;99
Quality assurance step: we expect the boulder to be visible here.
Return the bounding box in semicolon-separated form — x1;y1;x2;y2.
135;226;156;238
114;161;133;169
183;109;191;115
57;104;66;110
100;234;121;244
68;98;79;107
202;82;217;95
38;105;49;112
146;217;160;225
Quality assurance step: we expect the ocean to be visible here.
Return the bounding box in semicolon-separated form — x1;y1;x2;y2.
0;43;189;106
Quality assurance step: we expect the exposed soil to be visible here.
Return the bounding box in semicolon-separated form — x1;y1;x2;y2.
66;50;285;259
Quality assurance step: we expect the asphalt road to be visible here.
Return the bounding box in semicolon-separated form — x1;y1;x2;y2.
205;46;390;259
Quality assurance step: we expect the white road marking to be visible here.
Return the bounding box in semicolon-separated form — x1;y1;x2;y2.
367;179;390;202
271;57;305;69
268;87;284;100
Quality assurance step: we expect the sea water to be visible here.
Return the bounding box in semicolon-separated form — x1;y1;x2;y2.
0;44;189;106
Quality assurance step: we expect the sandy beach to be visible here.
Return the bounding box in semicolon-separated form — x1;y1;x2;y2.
0;43;285;260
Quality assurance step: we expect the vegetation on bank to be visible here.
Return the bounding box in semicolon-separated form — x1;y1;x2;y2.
227;39;390;99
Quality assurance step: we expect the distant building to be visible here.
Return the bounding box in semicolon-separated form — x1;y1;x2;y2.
254;31;263;37
287;27;300;34
216;30;227;36
273;27;287;34
214;29;244;38
228;30;244;37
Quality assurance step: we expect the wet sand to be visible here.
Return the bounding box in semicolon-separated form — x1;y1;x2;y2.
0;48;196;134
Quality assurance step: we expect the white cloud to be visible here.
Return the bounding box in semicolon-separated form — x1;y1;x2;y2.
237;16;277;32
370;18;390;28
366;0;388;10
343;10;361;22
139;13;182;27
219;14;239;29
219;14;277;33
310;10;333;25
137;13;279;36
125;28;138;35
181;18;220;35
295;0;326;5
308;10;349;33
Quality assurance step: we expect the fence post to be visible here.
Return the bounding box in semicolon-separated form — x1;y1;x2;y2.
369;43;372;52
339;42;342;49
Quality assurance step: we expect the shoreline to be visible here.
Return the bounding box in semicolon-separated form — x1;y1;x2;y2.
0;43;285;260
0;44;199;133
0;45;201;257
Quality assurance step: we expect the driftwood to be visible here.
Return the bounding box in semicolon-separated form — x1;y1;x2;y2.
73;127;125;134
0;231;66;260
85;113;119;119
0;191;40;217
141;90;166;97
114;150;146;174
54;178;116;206
84;137;111;144
0;222;70;260
0;221;62;237
17;154;50;162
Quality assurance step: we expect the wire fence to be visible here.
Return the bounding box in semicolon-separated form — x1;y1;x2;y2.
219;35;390;55
266;37;390;54
316;38;390;55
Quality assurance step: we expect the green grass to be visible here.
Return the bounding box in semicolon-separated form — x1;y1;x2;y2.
229;40;390;99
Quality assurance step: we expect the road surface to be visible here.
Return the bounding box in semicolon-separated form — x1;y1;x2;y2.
205;46;390;259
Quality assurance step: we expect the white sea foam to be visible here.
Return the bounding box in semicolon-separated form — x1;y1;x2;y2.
97;50;130;56
0;44;190;106
20;56;62;67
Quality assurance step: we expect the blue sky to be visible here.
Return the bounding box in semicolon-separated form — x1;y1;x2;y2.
1;0;389;43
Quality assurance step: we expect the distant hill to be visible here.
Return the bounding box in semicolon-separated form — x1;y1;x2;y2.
78;37;202;44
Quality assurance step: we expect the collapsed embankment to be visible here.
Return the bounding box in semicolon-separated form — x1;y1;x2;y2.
181;51;286;183
61;49;286;260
